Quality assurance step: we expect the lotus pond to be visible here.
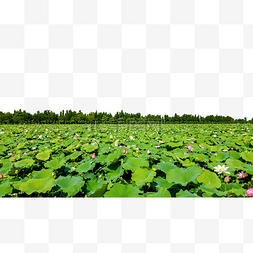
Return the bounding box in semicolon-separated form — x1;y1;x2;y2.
1;124;253;197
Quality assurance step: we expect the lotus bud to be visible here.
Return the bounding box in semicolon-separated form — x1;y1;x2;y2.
246;188;253;197
224;176;229;183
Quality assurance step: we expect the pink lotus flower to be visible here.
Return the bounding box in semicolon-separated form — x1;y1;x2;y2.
73;149;76;152
30;140;33;143
73;136;77;139
23;152;27;156
236;171;248;179
0;173;3;179
123;149;128;154
91;154;96;159
170;159;172;162
222;149;228;152
184;152;188;154
31;147;36;150
13;157;16;161
187;145;194;151
246;188;253;197
155;145;160;148
224;176;229;183
159;141;163;143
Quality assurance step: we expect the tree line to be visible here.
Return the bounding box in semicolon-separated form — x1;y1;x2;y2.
0;109;250;124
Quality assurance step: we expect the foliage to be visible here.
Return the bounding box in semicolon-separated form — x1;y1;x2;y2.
0;123;252;197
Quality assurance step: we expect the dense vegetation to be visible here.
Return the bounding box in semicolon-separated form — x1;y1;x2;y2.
1;124;253;197
0;109;250;124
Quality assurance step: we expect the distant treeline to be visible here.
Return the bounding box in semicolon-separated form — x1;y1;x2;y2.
0;109;250;124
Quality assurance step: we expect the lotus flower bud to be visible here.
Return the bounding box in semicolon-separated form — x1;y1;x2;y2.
246;188;253;197
224;176;229;183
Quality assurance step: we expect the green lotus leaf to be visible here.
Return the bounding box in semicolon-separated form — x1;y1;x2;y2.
13;178;56;195
199;184;226;197
155;162;177;174
105;151;122;164
176;189;200;198
98;146;110;154
32;169;54;179
14;159;34;169
57;176;84;197
122;157;149;172
76;162;95;174
180;159;196;167
17;143;25;149
243;164;253;175
176;152;189;159
0;145;8;153
107;166;124;182
220;182;243;191
0;180;12;197
225;159;242;175
85;144;98;152
132;168;156;186
147;187;171;197
68;151;82;160
0;158;9;165
44;158;66;170
154;177;173;189
1;138;12;145
160;155;173;163
197;170;221;188
86;178;106;195
225;158;243;169
104;183;141;197
229;150;240;160
168;141;183;148
240;152;253;163
192;154;208;162
0;162;12;175
89;183;107;197
80;172;94;180
94;155;107;165
210;152;228;162
166;166;202;186
229;188;246;196
36;150;51;161
210;145;222;152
